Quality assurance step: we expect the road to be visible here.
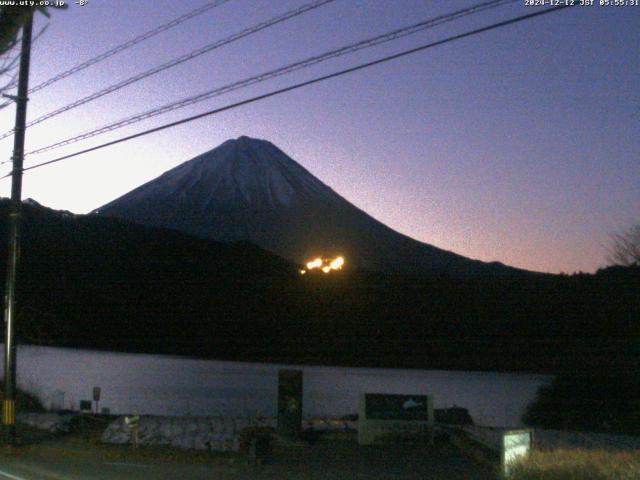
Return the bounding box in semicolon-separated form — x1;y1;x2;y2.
0;438;496;479
0;455;224;480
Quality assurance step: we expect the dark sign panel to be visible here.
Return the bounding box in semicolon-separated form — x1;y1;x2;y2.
277;369;303;438
365;394;431;421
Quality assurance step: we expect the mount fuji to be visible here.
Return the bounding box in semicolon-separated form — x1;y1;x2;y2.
97;136;530;277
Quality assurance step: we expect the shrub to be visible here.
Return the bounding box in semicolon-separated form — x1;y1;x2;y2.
508;448;640;480
523;370;640;435
0;380;45;412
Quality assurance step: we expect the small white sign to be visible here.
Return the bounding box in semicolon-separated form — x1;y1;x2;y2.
502;429;531;476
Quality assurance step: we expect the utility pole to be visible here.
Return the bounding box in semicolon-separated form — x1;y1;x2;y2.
3;14;33;445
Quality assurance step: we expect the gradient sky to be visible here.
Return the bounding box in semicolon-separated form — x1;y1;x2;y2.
0;0;638;274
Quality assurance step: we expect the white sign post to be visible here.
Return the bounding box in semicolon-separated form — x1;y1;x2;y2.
125;415;141;449
502;429;532;476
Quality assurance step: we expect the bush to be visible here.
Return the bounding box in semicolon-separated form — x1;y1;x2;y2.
508;449;640;480
0;380;45;412
523;370;640;435
434;406;474;425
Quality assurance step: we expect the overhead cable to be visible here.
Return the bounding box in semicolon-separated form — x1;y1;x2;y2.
28;0;232;94
24;0;515;157
2;4;574;179
0;0;336;141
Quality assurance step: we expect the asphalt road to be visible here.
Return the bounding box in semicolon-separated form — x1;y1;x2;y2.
0;456;224;480
0;439;496;479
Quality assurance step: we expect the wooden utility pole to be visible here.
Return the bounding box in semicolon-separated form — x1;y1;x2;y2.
3;14;33;445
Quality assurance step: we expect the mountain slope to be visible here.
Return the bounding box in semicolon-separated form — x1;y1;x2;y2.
98;136;532;277
1;199;637;373
0;198;297;353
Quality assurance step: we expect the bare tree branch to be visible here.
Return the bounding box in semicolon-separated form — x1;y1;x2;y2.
608;224;640;267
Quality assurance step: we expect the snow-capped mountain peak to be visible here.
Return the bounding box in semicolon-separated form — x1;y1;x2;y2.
97;136;530;277
123;136;336;211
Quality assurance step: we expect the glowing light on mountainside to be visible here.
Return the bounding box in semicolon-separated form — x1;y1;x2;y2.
330;257;344;270
301;256;345;275
306;258;323;270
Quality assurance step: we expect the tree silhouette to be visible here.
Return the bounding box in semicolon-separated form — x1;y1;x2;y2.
608;223;640;267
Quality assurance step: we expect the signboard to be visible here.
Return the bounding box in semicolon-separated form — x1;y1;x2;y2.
502;429;532;476
50;390;65;411
365;394;432;420
79;400;92;411
93;386;101;402
124;415;140;427
358;393;434;445
277;369;303;438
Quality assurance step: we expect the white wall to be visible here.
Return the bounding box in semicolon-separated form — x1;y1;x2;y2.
1;345;552;427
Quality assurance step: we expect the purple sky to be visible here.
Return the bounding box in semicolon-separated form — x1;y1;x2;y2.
0;0;638;274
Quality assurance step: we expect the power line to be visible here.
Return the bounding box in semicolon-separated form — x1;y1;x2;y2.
23;0;515;157
0;0;336;141
0;22;49;110
28;0;232;94
2;4;574;180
